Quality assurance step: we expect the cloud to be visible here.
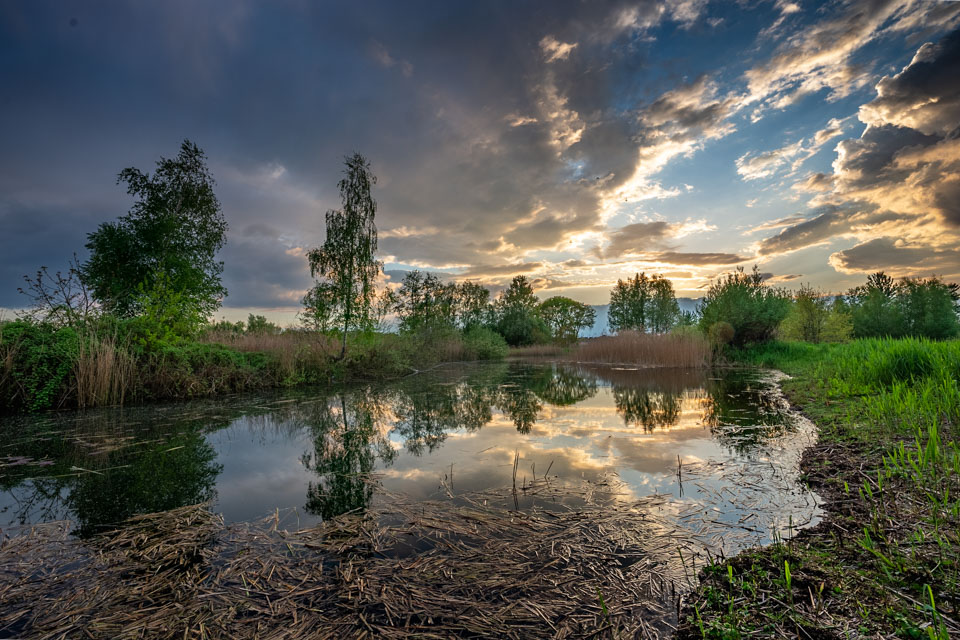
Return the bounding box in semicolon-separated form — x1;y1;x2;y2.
736;140;804;180
744;0;960;114
829;237;960;276
737;117;849;182
540;35;578;62
764;27;960;264
646;252;751;266
459;261;544;278
595;221;673;258
744;215;808;234
369;40;413;77
859;31;960;136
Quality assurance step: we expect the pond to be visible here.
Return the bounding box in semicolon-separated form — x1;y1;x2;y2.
0;361;819;546
0;361;823;636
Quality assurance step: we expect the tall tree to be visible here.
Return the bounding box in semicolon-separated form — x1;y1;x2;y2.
454;281;491;330
82;140;227;319
494;276;547;346
306;154;382;358
609;273;680;333
538;296;596;344
648;275;681;333
393;270;457;333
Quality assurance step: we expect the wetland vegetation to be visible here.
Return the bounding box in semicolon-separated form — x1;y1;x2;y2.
1;141;959;639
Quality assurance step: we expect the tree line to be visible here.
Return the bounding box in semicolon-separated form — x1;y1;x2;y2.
13;140;960;353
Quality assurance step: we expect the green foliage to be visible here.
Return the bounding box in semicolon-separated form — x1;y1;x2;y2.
608;273;679;333
494;276;549;346
538;296;596;344
462;326;509;360
846;272;959;339
82;140;227;318
0;320;78;411
698;266;790;346
778;285;852;343
393;270;457;333
306;153;383;358
495;308;550;347
246;314;282;335
454;281;491;330
300;280;338;331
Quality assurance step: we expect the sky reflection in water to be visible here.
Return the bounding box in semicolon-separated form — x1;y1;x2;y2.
0;363;819;548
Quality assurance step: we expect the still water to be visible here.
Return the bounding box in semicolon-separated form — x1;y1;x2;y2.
0;362;819;550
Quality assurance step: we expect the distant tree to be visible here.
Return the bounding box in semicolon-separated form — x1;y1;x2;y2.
538;296;596;344
846;272;904;338
493;276;548;346
697;266;790;346
648;275;681;333
246;314;281;335
82;140;227;320
778;285;852;343
454;281;491;330
393;271;457;333
608;273;679;333
609;273;650;333
895;277;959;339
306;153;382;358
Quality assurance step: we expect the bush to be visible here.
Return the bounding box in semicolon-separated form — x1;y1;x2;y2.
495;308;550;347
778;286;852;343
698;267;790;347
0;320;79;411
462;326;509;360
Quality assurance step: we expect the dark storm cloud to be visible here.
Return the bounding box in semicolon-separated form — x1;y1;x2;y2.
830;237;960;276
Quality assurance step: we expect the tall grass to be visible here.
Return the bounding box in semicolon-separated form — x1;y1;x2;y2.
570;330;710;368
0;321;18;400
200;329;337;383
74;330;134;409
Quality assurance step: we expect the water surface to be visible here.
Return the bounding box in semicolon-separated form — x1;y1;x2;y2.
0;362;819;553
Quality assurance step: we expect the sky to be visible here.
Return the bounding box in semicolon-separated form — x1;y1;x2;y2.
2;0;960;323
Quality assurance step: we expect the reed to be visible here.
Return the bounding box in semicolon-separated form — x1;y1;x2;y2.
200;329;337;382
571;330;710;368
73;330;134;409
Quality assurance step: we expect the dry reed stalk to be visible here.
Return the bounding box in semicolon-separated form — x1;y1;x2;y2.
74;331;134;409
201;331;337;379
0;479;700;639
570;331;710;368
0;322;18;396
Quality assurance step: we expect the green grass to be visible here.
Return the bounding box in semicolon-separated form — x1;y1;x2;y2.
681;338;960;639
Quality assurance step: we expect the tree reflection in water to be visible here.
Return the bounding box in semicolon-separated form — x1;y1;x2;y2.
0;362;794;531
613;387;682;431
300;390;396;521
0;410;223;538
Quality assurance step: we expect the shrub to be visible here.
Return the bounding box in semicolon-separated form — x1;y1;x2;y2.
0;320;79;411
698;266;790;346
462;326;508;360
495;308;550;347
778;285;852;343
